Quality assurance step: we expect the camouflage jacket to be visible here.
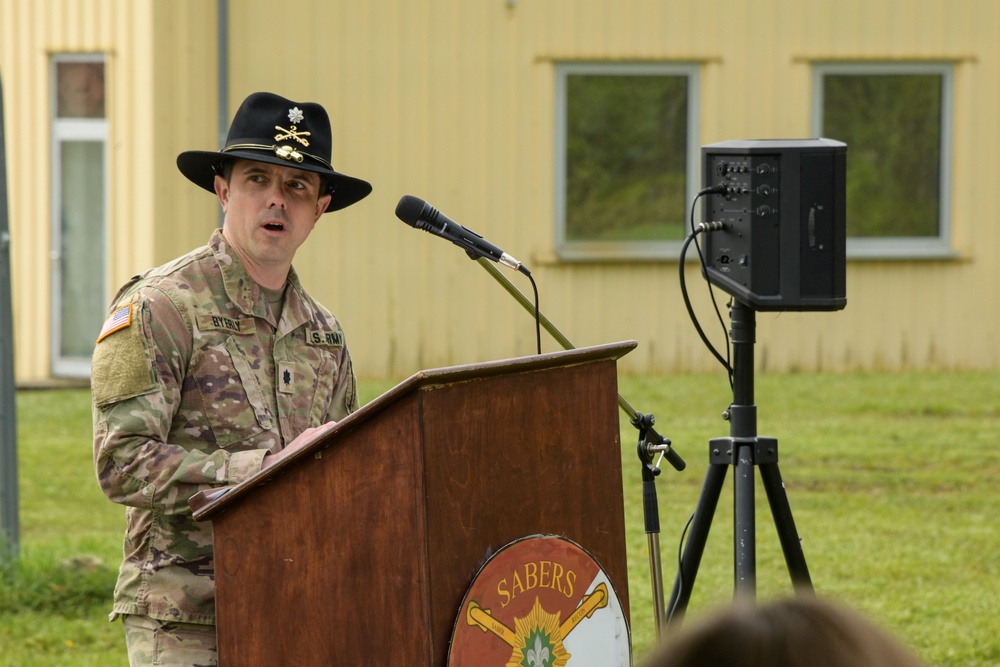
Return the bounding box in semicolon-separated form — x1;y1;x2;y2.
92;229;358;625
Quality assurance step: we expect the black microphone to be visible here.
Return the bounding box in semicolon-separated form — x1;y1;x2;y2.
395;195;528;274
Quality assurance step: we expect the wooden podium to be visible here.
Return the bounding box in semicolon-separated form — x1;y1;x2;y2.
191;341;635;665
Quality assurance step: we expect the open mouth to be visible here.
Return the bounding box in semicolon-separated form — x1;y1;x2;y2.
262;221;286;232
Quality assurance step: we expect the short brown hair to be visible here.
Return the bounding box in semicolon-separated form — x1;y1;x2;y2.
642;597;927;667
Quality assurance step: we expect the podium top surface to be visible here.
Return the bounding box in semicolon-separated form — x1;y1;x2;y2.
191;341;636;521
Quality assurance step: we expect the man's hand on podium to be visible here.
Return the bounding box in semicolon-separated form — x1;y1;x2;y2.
261;421;339;469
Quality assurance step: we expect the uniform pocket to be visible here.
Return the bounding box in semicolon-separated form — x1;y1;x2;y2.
193;336;274;448
307;353;337;424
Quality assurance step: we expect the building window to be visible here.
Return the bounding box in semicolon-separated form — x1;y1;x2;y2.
555;63;700;260
813;63;953;258
51;55;107;377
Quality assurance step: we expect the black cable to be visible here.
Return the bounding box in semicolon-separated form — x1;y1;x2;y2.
666;511;696;627
680;190;734;385
665;188;735;626
691;189;734;384
526;272;541;355
680;230;733;380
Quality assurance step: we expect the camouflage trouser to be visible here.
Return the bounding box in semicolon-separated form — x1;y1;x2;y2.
121;614;217;667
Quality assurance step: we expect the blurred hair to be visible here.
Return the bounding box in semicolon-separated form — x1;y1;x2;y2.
641;597;927;667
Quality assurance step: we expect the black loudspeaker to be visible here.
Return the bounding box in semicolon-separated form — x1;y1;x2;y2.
701;139;847;311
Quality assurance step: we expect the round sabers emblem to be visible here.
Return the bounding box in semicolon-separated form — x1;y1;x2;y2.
448;535;631;666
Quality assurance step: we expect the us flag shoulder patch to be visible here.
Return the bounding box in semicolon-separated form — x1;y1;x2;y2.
96;304;133;343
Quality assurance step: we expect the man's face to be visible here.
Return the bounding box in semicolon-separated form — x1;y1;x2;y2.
216;159;332;275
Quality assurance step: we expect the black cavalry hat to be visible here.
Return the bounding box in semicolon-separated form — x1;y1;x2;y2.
176;92;372;213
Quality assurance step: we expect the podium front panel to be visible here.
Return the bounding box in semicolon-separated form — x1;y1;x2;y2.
417;358;630;663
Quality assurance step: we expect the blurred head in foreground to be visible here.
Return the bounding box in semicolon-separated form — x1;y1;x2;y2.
642;596;927;667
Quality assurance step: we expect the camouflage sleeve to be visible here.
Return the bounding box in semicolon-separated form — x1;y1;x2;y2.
92;286;266;515
325;342;359;421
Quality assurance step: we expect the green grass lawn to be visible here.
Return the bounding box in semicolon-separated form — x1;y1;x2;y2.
1;372;998;666
618;372;1000;667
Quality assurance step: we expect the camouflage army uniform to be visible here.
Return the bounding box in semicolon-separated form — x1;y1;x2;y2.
92;229;358;626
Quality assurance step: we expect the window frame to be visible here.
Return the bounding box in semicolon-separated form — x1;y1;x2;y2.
554;61;701;261
811;61;955;260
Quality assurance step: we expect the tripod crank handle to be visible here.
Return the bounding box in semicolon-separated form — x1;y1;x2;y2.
648;442;686;472
631;411;686;472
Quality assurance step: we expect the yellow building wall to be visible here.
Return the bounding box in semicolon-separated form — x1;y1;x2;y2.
148;0;219;266
0;0;215;382
221;0;1000;377
1;0;154;381
3;0;1000;381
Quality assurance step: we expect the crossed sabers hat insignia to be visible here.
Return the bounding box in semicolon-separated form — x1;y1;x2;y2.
274;125;310;147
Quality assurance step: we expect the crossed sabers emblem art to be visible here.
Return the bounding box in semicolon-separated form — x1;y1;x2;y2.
274;125;311;147
466;582;609;665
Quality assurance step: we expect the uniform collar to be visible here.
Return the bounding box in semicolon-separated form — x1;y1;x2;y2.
210;229;260;316
209;229;313;330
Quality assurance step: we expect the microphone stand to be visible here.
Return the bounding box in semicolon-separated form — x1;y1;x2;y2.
474;256;682;639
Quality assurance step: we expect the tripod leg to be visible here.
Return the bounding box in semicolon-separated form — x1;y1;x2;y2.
759;461;814;593
733;440;757;600
666;461;728;625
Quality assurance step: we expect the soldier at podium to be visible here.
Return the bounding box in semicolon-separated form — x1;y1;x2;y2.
91;92;371;666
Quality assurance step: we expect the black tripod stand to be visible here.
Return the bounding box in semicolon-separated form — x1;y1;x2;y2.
666;299;814;624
